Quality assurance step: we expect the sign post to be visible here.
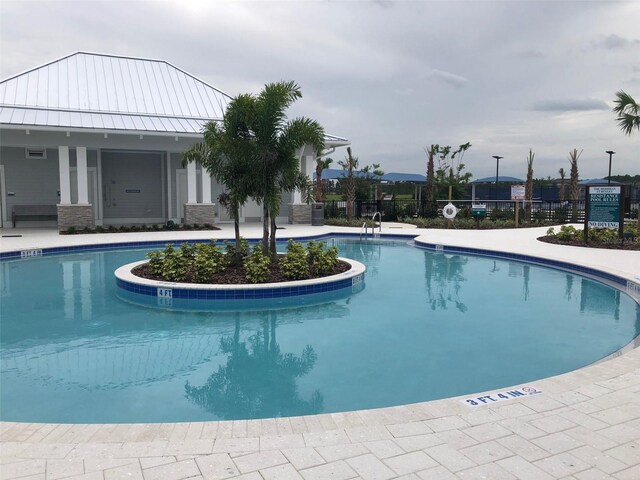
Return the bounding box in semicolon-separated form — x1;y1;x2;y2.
511;185;525;227
584;186;623;242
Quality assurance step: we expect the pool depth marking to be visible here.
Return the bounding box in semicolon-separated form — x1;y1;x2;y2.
463;385;542;407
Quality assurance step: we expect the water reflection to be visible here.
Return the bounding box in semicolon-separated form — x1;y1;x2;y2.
580;279;621;321
184;312;323;420
423;252;468;312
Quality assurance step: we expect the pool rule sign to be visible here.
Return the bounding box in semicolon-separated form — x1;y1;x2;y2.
584;186;624;241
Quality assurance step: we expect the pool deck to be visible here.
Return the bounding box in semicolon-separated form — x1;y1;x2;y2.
1;224;639;480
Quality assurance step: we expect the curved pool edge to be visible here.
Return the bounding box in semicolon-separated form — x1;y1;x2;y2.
1;225;640;477
114;257;366;306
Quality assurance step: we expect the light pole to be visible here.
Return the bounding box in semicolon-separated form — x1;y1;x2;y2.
492;155;503;185
606;150;615;185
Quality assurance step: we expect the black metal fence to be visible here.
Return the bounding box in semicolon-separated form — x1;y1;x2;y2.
323;198;639;223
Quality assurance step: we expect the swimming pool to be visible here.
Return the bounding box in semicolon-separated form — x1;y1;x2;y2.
1;237;638;423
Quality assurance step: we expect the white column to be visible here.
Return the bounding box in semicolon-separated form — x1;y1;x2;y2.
187;161;197;203
76;146;88;204
58;146;71;204
304;154;315;178
97;149;104;222
201;166;212;203
166;152;172;219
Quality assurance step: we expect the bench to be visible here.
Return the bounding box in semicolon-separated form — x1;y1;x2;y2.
12;205;58;227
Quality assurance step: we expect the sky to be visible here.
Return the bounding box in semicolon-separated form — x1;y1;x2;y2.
1;0;639;180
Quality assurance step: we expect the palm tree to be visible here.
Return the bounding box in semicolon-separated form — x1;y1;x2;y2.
314;157;333;201
613;90;640;135
338;147;358;220
525;149;534;222
568;148;582;222
558;167;566;204
250;82;325;257
182;94;255;264
424;145;437;216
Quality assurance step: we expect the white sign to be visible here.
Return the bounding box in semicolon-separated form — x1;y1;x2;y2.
511;185;526;200
463;385;542;407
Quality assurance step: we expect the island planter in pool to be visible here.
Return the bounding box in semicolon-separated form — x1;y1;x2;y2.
114;257;366;310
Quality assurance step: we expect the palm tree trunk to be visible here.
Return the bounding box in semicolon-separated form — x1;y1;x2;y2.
269;211;277;260
262;204;270;255
233;203;242;265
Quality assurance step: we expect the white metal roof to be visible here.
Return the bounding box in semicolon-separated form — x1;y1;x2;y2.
0;52;231;134
0;52;349;145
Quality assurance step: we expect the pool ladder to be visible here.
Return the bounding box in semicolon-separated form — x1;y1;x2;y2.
360;212;382;240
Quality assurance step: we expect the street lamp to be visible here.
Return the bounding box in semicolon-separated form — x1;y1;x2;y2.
492;155;503;185
605;150;615;185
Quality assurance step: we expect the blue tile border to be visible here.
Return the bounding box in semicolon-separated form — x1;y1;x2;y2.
2;232;636;300
413;238;636;290
0;233;419;261
114;257;367;306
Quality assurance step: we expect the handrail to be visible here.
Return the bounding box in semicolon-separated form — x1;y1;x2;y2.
371;212;382;238
360;212;382;241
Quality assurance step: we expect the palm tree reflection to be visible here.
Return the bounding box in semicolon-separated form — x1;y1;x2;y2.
424;252;468;312
185;312;323;420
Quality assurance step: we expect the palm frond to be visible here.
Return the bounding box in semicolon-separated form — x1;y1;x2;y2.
612;90;640;136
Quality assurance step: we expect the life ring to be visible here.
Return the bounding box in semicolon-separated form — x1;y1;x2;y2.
443;203;458;220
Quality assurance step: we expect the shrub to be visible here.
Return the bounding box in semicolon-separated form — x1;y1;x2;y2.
556;225;580;241
193;241;226;282
179;242;196;262
307;240;338;276
589;228;619;243
280;240;309;280
160;244;188;282
490;209;513;221
244;246;270;283
553;208;568;223
456;206;471;219
224;238;249;264
532;209;548;222
146;250;164;276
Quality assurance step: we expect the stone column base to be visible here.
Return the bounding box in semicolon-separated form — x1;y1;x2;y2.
57;204;94;231
184;203;216;225
288;204;312;224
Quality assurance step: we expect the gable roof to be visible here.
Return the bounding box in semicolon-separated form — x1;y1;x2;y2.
0;52;231;134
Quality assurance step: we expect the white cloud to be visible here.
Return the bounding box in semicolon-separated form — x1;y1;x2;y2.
426;70;470;88
1;0;638;179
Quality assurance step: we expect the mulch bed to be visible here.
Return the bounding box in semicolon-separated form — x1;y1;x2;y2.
132;259;351;285
538;236;640;251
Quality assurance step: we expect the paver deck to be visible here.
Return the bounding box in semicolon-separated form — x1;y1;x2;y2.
1;224;639;479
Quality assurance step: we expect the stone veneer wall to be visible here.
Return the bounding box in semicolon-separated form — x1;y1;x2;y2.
184;203;216;225
57;204;94;231
288;204;312;224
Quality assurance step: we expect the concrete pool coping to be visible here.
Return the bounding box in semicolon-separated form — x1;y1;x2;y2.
1;224;639;479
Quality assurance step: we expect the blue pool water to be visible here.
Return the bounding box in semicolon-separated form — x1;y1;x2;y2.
1;237;638;423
